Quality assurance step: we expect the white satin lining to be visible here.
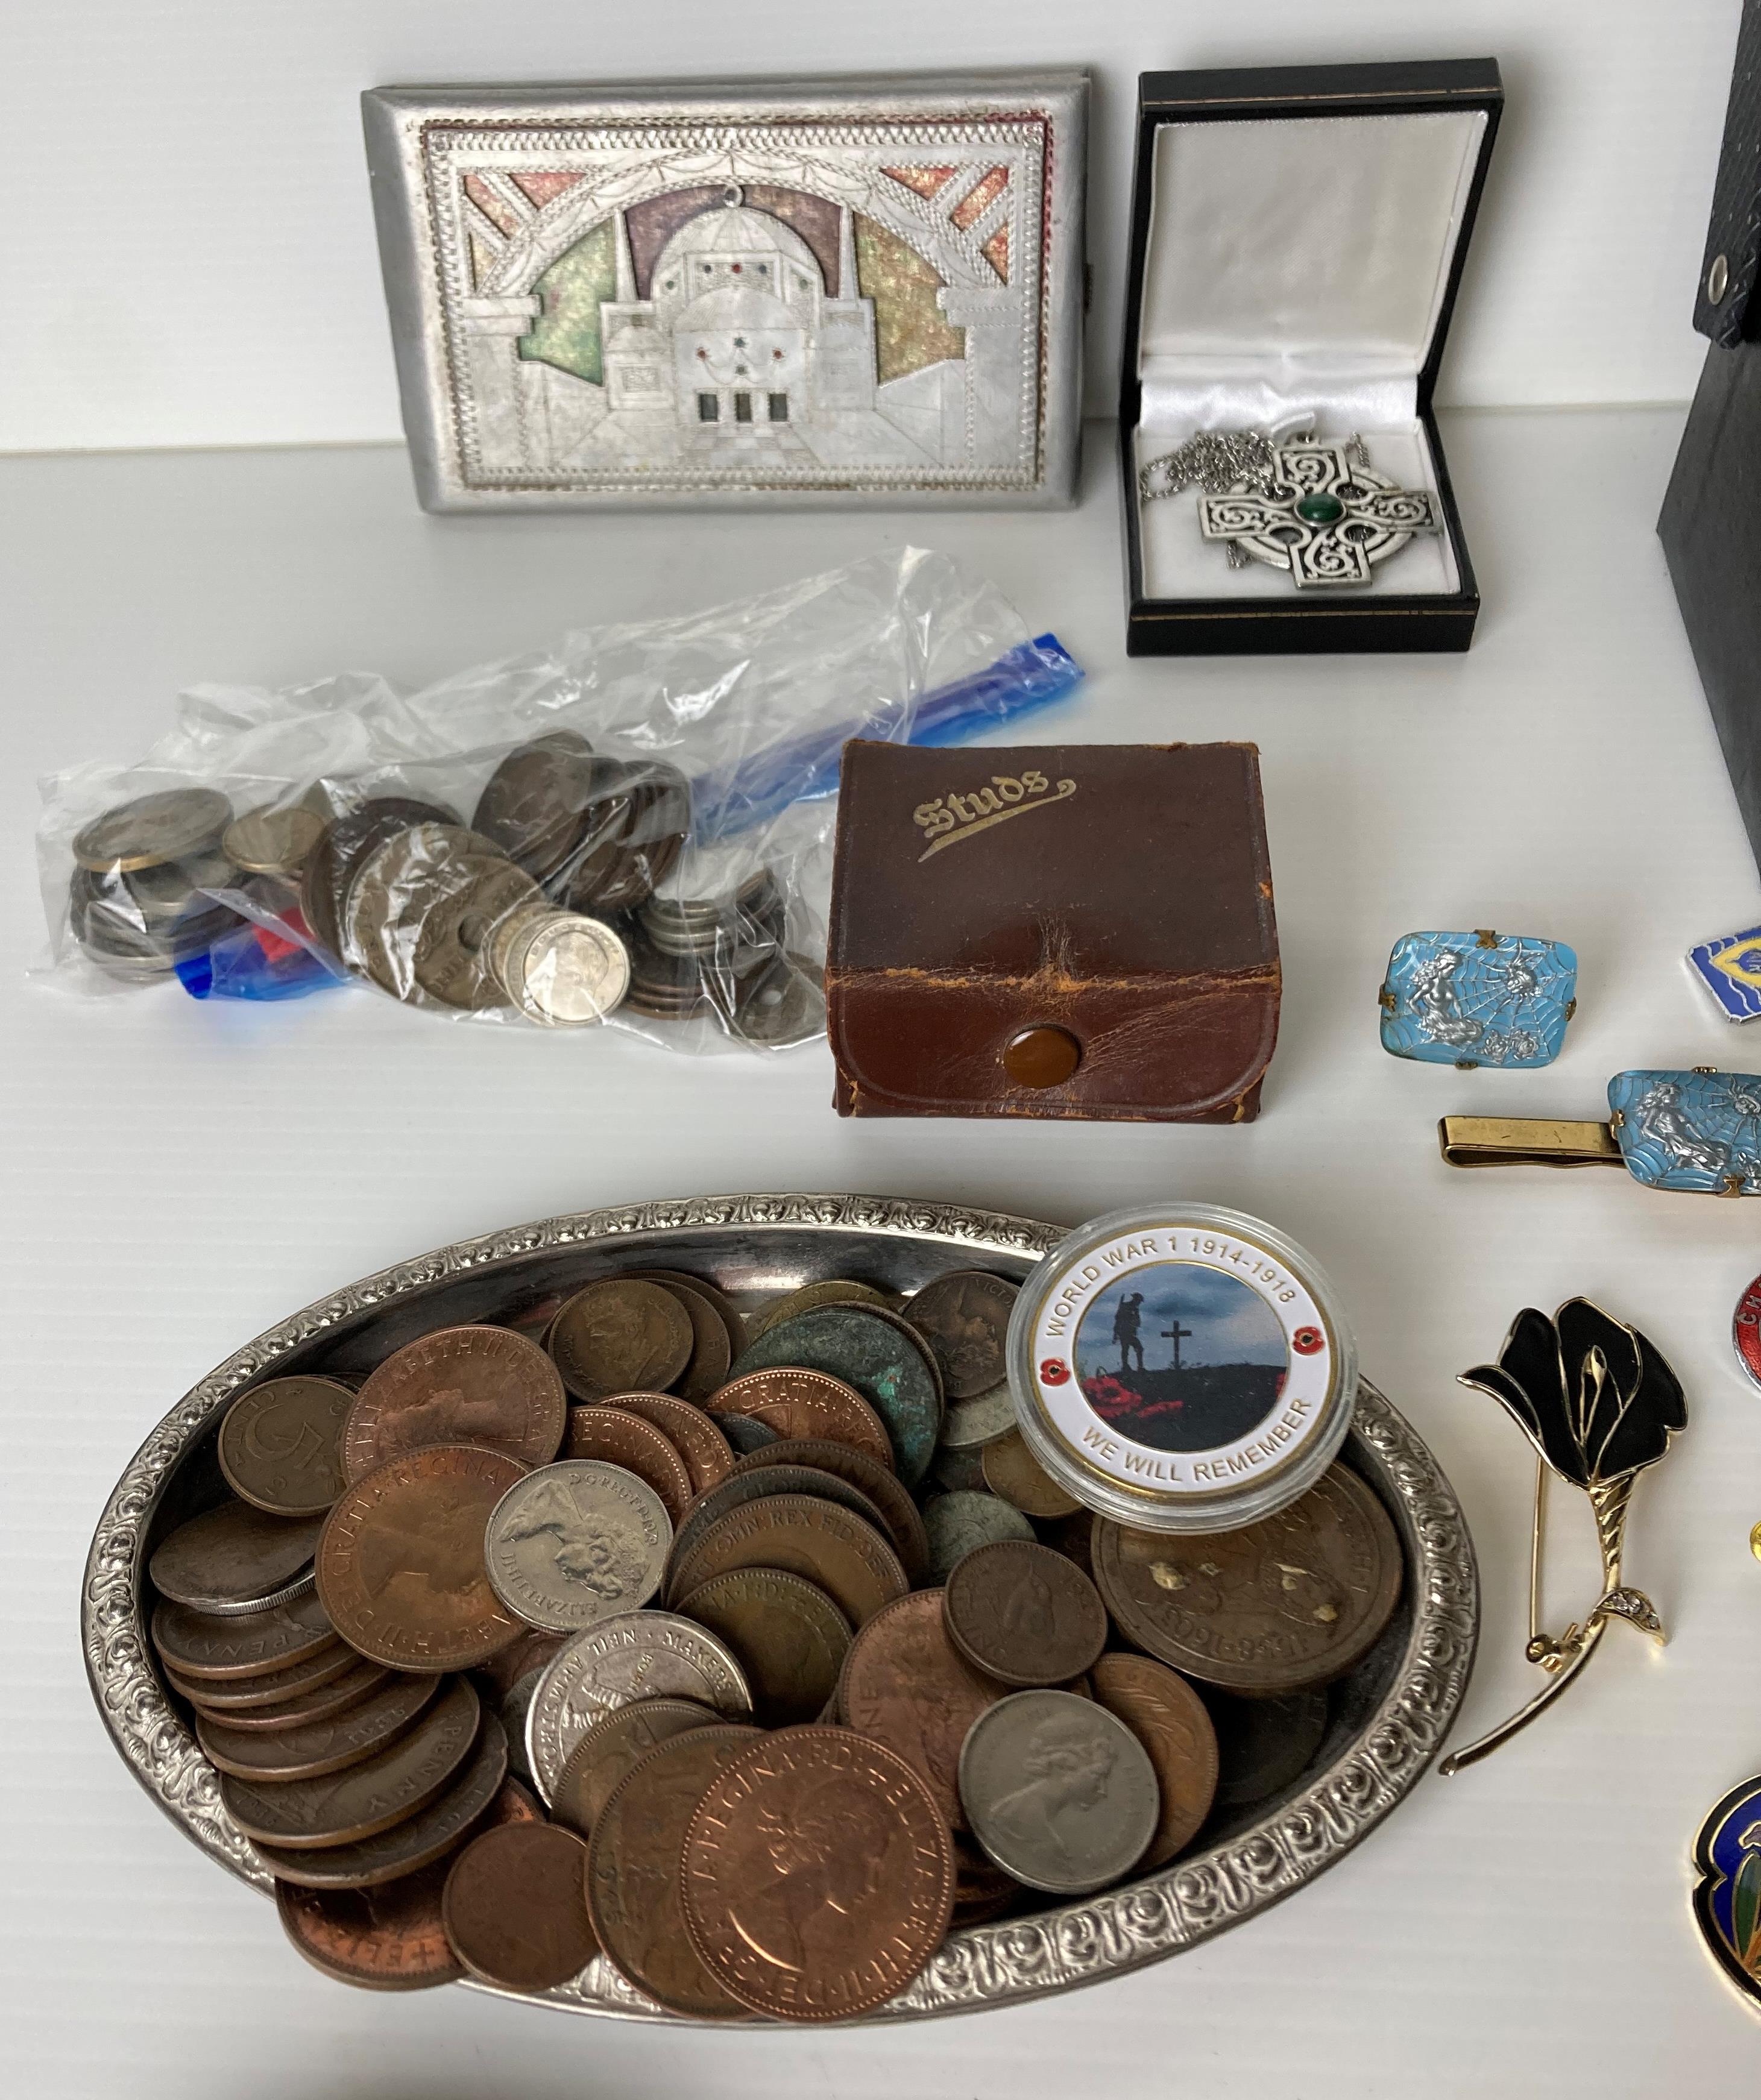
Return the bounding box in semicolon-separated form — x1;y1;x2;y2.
1133;111;1484;602
1134;421;1461;601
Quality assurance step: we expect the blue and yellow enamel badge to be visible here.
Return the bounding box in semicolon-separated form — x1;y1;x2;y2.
1687;923;1761;1023
1690;1771;1761;2013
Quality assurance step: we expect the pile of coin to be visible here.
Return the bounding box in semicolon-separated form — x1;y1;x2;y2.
623;860;824;1047
67;788;248;979
147;1262;1403;2014
67;737;825;1040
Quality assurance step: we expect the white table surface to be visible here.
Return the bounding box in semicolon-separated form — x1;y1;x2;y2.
5;408;1760;2095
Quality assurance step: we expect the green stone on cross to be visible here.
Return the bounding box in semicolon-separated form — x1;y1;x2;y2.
1296;491;1346;526
1194;436;1444;589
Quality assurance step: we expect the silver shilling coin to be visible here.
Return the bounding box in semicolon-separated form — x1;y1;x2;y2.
484;1460;670;1636
959;1688;1161;1895
525;1608;752;1803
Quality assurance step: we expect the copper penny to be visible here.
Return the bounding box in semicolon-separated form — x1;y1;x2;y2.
218;1376;354;1517
931;1444;986;1494
1089;1653;1219;1867
342;1325;565;1485
274;1775;538;1992
621;1268;746;1357
943;1540;1107;1688
624;1277;730;1401
713;1413;778;1456
584;1722;761;2017
171;1650;378;1721
148;1499;323;1613
681;1726;954;2021
316;1443;528;1672
837;1589;1002;1829
221;1676;480;1848
732;1439;930;1586
707;1368;893;1471
673;1568;851;1727
1041;1506;1097;1581
260;1716;511;1889
198;1671;439;1781
667;1463;894;1598
906;1271;1018;1401
151;1589;335;1681
549;1278;694;1400
980;1428;1082;1518
443;1821;597;1992
746;1279;893;1340
549;1696;718;1838
666;1493;907;1631
1092;1463;1403;1694
950;1829;1023;1924
603;1392;735;1494
562;1406;693;1523
728;1305;942;1486
471;1626;568;1703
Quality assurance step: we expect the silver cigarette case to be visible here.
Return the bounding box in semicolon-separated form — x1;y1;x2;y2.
362;72;1088;512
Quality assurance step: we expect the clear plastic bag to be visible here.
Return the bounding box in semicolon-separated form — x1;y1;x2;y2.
34;547;1082;1051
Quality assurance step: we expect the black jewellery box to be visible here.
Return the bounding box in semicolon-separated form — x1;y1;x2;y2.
1120;58;1503;655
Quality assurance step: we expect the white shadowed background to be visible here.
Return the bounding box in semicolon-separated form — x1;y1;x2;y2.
0;2;1739;453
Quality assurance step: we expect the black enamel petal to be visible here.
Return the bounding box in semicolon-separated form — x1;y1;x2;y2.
1493;1307;1586;1483
1460;1300;1685;1489
1556;1298;1640;1457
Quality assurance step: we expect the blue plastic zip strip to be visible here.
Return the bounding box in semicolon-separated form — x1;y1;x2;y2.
690;633;1083;841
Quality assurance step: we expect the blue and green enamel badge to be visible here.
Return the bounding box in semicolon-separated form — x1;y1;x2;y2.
1690;1771;1761;2013
1380;929;1577;1069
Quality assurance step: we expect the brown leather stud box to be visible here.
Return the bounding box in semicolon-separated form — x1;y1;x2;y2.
826;740;1280;1121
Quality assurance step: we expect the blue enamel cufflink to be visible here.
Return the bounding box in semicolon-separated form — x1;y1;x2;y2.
1381;929;1578;1069
1440;1066;1761;1195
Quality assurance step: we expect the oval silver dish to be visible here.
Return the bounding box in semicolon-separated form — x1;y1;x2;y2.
83;1191;1478;2023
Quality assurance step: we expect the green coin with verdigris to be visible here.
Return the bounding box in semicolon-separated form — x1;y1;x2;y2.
921;1491;1034;1583
727;1307;942;1487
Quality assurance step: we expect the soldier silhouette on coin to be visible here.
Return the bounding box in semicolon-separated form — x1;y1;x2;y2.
1113;1292;1146;1375
986;1711;1116;1865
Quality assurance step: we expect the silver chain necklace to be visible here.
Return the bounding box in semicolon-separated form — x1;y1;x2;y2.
1139;427;1369;499
1139;429;1440;588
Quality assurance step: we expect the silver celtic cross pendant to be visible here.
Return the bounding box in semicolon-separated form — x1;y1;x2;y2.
1196;435;1442;589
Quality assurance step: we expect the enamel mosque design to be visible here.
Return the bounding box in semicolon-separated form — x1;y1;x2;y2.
409;116;1064;498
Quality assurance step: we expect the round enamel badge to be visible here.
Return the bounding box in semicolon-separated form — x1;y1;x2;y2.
1733;1272;1761;1392
1007;1205;1358;1533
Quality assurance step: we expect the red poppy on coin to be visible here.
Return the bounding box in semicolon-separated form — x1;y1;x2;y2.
1039;1359;1071;1385
1291;1327;1324;1356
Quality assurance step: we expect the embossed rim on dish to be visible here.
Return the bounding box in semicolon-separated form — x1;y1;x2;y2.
84;1191;1478;2024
